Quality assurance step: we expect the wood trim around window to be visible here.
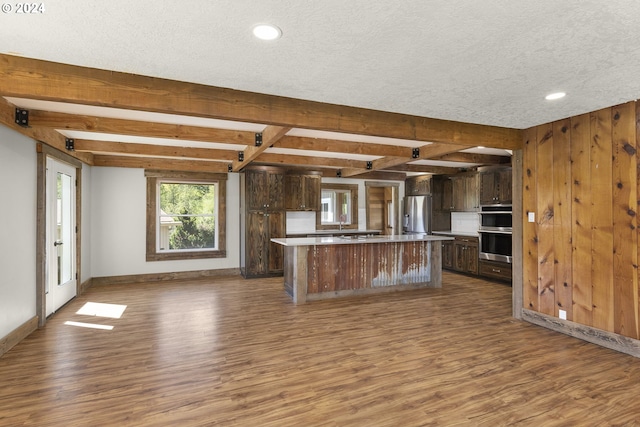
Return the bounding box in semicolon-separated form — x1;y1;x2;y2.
316;183;359;230
145;170;227;261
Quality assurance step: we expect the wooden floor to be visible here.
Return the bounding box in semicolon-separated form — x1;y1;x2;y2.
2;273;640;426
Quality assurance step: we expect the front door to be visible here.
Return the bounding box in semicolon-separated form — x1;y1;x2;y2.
46;157;77;316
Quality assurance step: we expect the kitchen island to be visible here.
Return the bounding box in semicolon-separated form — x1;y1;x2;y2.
271;234;454;303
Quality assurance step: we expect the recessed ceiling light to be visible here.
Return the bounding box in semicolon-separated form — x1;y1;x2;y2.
477;146;485;149
545;92;566;101
253;24;282;41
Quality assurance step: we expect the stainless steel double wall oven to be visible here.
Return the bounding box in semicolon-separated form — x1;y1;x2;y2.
478;204;512;263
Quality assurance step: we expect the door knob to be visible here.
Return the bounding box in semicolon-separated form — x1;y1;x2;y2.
54;240;63;246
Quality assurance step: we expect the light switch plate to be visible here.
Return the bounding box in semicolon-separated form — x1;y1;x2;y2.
559;309;567;320
528;212;535;222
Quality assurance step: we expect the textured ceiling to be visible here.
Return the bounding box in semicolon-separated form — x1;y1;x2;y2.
2;0;640;129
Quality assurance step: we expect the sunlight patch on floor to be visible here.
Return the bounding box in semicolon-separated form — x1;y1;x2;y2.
76;302;127;319
64;321;114;330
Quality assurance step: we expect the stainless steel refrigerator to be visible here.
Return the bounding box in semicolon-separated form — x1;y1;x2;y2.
402;195;432;234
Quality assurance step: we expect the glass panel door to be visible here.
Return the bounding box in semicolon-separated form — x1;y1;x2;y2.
46;158;77;316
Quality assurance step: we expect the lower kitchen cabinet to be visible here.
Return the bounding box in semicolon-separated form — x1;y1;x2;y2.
439;234;479;275
244;211;285;277
479;259;512;282
441;240;454;269
452;236;479;275
438;234;512;283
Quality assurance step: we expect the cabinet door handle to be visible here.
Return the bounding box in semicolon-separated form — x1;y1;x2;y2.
492;268;501;273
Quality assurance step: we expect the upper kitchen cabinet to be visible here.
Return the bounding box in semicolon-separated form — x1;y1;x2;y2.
245;166;285;212
405;174;431;196
432;175;453;211
479;167;512;205
285;171;322;211
451;172;480;212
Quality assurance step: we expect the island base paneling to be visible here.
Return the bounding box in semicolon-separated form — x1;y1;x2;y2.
275;235;451;303
307;242;438;294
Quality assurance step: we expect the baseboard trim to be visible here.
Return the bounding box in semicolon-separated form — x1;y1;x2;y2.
522;309;640;358
92;268;241;286
79;278;93;294
0;316;38;358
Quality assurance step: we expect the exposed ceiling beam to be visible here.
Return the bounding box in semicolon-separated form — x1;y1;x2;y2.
231;126;290;171
386;164;462;174
73;140;237;161
27;109;416;158
419;143;473;158
0;98;94;164
0;54;522;149
338;142;470;178
321;169;407;181
432;152;510;164
275;136;411;158
256;153;367;169
93;155;229;172
340;156;411;178
27;109;256;145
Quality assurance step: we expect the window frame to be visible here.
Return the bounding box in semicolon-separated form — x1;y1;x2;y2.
316;183;358;230
146;170;226;261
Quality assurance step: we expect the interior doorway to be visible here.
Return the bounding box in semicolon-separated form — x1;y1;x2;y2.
365;182;399;235
45;157;77;316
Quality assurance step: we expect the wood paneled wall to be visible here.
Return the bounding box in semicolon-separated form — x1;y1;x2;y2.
522;101;639;339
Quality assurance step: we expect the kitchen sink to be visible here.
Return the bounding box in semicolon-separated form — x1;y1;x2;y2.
337;234;381;240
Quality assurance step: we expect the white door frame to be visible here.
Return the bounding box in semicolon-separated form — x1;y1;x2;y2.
36;145;82;326
45;157;77;316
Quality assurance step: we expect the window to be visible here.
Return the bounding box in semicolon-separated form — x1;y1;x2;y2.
321;189;351;224
146;170;226;261
316;183;358;230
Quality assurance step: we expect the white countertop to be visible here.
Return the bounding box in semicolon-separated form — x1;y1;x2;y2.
286;229;382;236
432;230;479;237
271;234;454;247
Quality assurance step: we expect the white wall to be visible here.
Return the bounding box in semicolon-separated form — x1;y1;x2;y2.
90;167;240;277
0;126;37;338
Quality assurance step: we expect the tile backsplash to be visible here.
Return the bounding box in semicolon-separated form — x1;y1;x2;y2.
451;212;479;234
286;211;316;233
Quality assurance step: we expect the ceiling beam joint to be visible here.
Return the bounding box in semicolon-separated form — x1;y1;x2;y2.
15;108;29;127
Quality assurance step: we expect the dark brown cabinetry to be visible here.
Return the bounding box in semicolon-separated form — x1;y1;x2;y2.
245;168;285;211
405;174;431;196
479;259;512;282
452;236;479;275
432;175;453;211
429;175;453;231
479;168;512;205
440;234;479;275
440;234;512;282
285;171;321;211
241;166;286;278
245;211;285;276
441;240;454;269
451;172;479;212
